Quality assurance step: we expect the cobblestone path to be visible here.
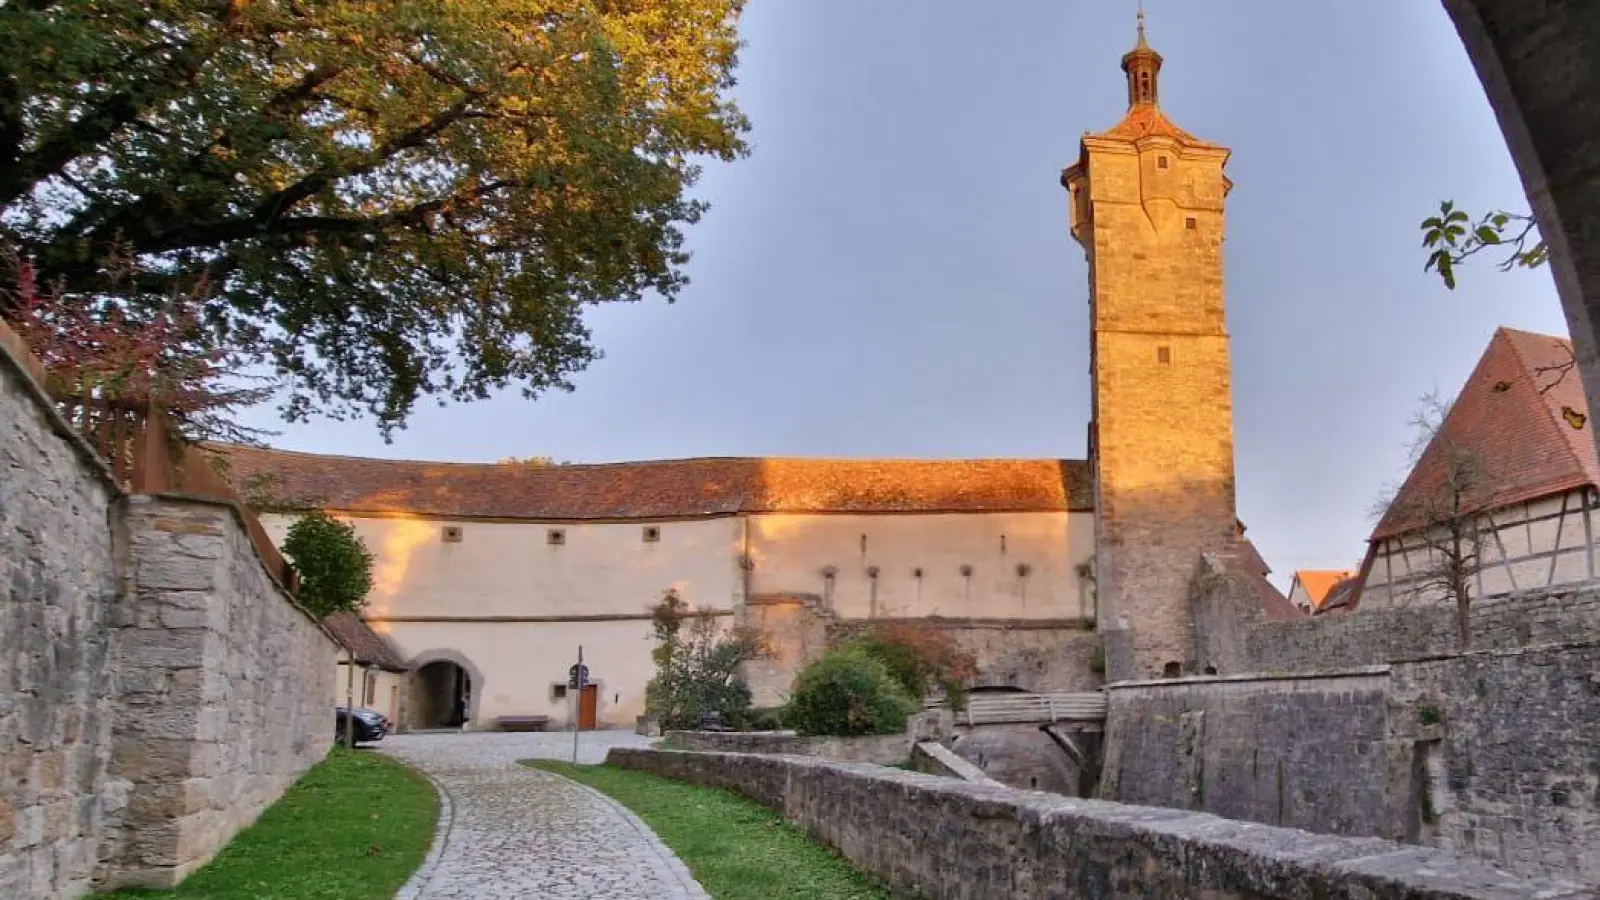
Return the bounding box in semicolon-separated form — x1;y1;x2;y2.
380;731;710;900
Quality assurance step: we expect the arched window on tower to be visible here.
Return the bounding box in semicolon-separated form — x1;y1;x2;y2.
1139;72;1152;102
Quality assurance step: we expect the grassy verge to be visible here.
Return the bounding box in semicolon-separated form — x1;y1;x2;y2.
99;748;437;900
525;760;889;900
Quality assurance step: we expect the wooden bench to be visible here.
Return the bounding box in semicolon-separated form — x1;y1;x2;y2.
497;715;552;732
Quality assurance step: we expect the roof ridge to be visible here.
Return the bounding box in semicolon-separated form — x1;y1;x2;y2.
1499;328;1588;487
207;443;1078;469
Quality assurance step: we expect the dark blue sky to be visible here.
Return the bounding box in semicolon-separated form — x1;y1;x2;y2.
239;0;1569;587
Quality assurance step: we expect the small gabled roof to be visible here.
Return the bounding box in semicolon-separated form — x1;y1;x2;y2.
1289;569;1356;610
1372;328;1599;540
323;612;409;672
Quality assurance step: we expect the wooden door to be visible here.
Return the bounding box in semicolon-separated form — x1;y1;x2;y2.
578;684;599;730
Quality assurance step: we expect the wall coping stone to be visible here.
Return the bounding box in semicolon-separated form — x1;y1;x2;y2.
608;748;1598;899
1105;664;1392;691
133;493;343;643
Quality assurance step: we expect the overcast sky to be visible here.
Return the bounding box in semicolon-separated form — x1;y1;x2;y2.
237;0;1569;588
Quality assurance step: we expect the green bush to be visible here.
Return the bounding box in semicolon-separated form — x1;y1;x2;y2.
839;623;977;713
784;648;917;737
740;707;786;731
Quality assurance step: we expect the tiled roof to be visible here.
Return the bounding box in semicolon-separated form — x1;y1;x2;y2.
1094;104;1214;145
1372;328;1600;540
1291;570;1355;610
323;612;409;671
1315;576;1360;615
1235;539;1300;622
209;445;1094;520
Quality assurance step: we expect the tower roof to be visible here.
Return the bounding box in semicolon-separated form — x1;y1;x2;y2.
1083;9;1222;150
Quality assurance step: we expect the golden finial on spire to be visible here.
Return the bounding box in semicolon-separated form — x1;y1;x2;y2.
1135;0;1149;50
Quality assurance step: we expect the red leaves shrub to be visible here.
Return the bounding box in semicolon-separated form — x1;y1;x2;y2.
842;622;978;712
1;246;270;442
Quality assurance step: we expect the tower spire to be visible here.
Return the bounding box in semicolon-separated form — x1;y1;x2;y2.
1122;2;1162;109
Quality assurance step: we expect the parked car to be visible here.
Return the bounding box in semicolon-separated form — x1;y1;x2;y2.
335;706;389;745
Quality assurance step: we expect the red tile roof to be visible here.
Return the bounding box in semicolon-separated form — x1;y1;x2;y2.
1094;104;1214;145
1372;328;1599;540
323;612;409;671
209;445;1094;520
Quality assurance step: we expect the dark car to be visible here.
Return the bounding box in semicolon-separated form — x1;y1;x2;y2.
335;706;389;745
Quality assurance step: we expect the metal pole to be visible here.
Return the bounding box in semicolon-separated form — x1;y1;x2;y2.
571;644;583;764
344;647;356;749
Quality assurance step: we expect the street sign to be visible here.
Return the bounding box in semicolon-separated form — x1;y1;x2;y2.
567;663;589;690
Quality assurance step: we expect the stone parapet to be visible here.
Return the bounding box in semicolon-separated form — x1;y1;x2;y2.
661;730;912;766
606;748;1595;899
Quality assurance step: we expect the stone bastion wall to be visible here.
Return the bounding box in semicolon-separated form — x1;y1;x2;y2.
1099;576;1600;885
607;747;1596;900
0;329;339;898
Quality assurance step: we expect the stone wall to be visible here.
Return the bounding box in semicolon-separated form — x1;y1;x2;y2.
663;730;913;766
1392;640;1600;884
104;497;337;888
0;337;121;899
0;322;339;897
1200;581;1600;676
1101;641;1600;884
828;618;1104;693
607;748;1594;899
1101;670;1403;839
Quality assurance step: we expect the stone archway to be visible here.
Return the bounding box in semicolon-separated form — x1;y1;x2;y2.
406;649;485;731
1445;0;1600;456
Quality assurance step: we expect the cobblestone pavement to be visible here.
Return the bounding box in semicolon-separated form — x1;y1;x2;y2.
379;731;709;899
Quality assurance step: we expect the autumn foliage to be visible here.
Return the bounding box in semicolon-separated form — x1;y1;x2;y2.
839;622;978;712
2;247;270;442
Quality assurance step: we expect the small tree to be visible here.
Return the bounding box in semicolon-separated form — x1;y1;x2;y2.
840;622;977;712
281;511;375;619
784;647;917;737
1371;391;1487;647
644;589;765;731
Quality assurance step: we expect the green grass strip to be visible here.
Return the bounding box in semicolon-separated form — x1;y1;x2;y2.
525;760;890;900
99;748;438;900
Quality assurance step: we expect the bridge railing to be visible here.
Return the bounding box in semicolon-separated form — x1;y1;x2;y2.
932;692;1108;726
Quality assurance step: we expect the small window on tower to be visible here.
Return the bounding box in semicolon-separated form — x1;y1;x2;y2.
1185;217;1198;230
642;526;661;543
1157;346;1171;365
547;528;566;546
1157;155;1169;170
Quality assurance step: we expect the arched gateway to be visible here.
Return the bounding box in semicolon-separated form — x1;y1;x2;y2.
406;650;484;730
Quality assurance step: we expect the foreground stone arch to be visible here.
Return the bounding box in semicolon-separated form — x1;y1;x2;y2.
1445;0;1600;452
406;648;486;730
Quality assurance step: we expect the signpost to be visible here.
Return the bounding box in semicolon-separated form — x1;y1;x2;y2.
570;645;586;763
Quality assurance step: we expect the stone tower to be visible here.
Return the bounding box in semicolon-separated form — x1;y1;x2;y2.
1061;14;1237;682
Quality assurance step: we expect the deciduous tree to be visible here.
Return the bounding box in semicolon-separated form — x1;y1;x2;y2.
1;1;750;436
1371;391;1487;647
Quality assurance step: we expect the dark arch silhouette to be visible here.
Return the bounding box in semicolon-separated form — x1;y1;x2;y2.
1447;0;1600;453
406;648;485;730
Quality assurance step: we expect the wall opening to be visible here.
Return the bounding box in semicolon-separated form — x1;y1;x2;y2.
412;660;472;729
